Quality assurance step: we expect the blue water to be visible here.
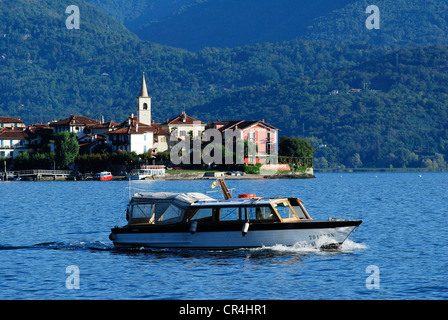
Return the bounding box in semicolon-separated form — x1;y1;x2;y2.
0;173;447;300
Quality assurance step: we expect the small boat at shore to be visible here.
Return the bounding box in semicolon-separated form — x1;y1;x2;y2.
126;165;165;180
94;171;113;181
109;180;361;250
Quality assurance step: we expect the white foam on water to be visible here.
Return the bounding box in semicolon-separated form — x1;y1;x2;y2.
253;237;367;254
339;239;368;251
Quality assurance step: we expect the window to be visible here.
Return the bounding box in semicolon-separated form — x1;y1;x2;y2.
157;204;184;224
248;132;255;141
180;130;186;136
129;203;154;224
143;103;148;110
219;207;241;221
190;208;214;221
273;201;296;220
288;199;309;219
218;206;277;221
254;206;276;220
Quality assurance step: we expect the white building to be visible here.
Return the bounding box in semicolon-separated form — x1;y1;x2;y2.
137;72;152;126
106;115;154;154
0;127;31;158
162;111;206;140
49;115;100;139
0;117;26;129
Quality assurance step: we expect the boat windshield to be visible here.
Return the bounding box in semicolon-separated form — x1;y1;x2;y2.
129;203;154;224
272;201;298;220
128;202;185;225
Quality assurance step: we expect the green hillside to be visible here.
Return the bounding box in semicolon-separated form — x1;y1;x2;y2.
0;0;447;168
189;45;448;168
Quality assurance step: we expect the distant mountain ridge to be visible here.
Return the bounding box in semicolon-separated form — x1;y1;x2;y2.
86;0;448;51
85;0;198;31
1;0;447;168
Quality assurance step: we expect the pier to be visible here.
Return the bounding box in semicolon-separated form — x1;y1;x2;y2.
3;169;75;181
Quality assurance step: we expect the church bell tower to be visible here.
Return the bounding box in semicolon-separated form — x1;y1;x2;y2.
137;72;151;125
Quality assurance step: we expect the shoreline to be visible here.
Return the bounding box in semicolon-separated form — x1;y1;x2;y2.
4;167;448;181
149;172;316;180
1;171;316;181
314;167;448;173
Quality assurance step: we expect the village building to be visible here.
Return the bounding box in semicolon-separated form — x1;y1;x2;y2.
0;116;26;128
162;111;206;140
49;115;100;139
0;127;32;158
137;72;152;126
104;73;177;155
0;74;280;166
151;123;173;153
209;120;279;164
25;123;53;151
105;115;155;154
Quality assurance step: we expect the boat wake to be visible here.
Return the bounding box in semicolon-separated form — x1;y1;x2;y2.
0;239;367;256
255;238;367;254
0;241;113;251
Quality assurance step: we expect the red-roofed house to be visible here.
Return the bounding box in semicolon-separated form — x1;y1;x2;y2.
0;116;26;128
0;127;32;158
209;120;279;164
151;123;174;153
162;111;206;140
106;115;155;154
49;115;100;138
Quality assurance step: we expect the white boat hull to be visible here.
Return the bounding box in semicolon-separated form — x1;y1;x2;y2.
110;221;360;249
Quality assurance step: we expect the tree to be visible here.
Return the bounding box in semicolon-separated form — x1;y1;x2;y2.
347;153;363;168
279;136;314;158
53;132;79;169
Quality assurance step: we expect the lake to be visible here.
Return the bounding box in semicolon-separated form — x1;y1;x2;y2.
0;172;447;300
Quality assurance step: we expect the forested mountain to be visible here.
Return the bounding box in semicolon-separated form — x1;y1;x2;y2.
90;0;448;52
189;45;448;168
1;0;447;168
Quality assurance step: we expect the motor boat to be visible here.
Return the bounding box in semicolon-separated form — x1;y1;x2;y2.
109;180;361;249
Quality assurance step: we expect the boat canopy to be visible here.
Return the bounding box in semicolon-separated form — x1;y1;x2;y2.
131;192;215;206
128;192;215;225
127;192;311;225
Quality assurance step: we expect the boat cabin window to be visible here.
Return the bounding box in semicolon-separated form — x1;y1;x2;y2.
273;201;297;220
250;206;276;220
156;204;184;225
129;203;154;224
190;208;214;221
288;198;309;219
128;202;186;225
219;207;240;221
219;206;277;221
